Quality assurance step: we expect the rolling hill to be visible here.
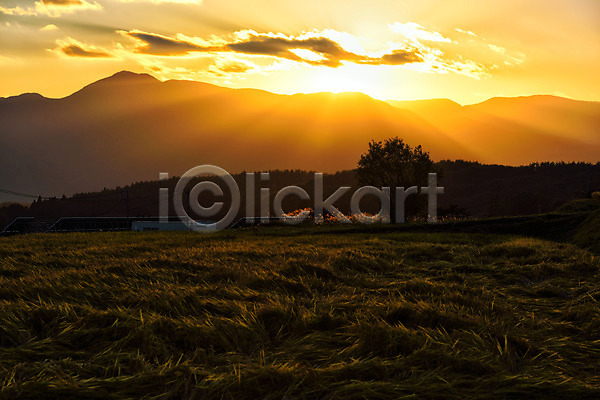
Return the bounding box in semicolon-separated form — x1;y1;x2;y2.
1;71;599;201
387;95;600;164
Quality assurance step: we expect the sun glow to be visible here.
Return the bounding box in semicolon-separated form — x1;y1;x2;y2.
299;64;386;98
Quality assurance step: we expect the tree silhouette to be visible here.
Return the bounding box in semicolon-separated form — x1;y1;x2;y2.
356;137;437;222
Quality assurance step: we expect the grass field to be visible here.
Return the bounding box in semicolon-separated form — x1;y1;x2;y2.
1;220;599;399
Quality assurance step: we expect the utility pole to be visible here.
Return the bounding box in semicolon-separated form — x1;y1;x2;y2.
126;189;129;219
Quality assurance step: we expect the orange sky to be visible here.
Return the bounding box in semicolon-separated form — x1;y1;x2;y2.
0;0;599;104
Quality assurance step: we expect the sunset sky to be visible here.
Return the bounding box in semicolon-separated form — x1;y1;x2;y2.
0;0;598;104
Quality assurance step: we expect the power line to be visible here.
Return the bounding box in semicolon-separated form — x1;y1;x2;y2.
0;187;158;202
0;188;50;200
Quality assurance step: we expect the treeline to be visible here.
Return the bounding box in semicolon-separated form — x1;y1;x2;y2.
1;161;599;229
439;160;599;216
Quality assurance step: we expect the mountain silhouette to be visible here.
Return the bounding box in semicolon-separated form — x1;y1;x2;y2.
388;95;600;164
1;71;599;200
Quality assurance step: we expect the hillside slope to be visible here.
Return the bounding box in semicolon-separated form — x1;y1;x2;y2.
1;71;599;200
388;95;600;165
0;71;457;200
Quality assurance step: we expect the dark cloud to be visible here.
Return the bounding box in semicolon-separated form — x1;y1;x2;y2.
123;30;424;68
227;36;424;67
61;44;112;58
226;36;355;67
218;62;252;73
126;32;210;55
207;61;253;77
378;50;423;65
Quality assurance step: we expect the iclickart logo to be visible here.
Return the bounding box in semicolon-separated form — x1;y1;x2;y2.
159;165;444;233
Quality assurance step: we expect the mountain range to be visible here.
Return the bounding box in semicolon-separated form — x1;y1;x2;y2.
1;71;599;201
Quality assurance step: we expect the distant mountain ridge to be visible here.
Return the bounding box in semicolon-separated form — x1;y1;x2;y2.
1;71;599;201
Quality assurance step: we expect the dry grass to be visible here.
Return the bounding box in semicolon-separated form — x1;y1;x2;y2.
0;226;599;399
